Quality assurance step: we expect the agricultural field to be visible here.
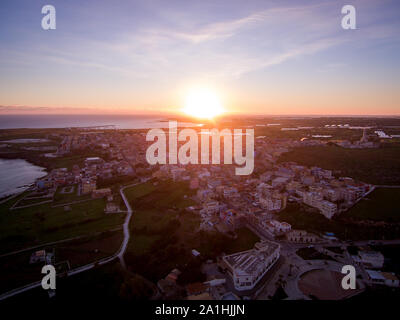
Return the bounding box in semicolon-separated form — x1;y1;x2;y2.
0;230;123;294
278;144;400;185
0;195;125;254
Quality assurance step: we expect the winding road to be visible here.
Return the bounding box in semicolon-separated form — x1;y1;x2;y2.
118;184;134;269
0;180;143;301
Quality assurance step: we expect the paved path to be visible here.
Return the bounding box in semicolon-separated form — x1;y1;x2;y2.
117;183;135;269
0;180;146;301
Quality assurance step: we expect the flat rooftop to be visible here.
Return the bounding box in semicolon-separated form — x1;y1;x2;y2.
223;240;279;277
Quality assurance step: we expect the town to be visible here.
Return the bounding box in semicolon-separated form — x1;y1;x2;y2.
1;119;399;302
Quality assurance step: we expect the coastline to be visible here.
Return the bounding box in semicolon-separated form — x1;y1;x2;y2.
0;158;47;199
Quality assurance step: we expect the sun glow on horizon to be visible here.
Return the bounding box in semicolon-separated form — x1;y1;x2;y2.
182;87;225;119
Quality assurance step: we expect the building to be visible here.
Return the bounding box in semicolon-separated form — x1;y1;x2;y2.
190;178;199;189
286;230;318;243
356;250;384;269
92;188;112;199
30;250;46;264
200;201;220;215
303;191;323;207
303;192;337;219
81;178;96;195
264;220;291;235
85;157;103;165
271;177;290;188
259;188;287;212
366;270;399;287
219;210;245;230
323;188;342;202
105;202;119;213
319;200;337;219
157;269;183;299
222;240;280;291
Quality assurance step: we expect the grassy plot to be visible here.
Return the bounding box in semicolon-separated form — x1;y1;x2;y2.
0;197;124;254
124;181;156;201
0;230;123;294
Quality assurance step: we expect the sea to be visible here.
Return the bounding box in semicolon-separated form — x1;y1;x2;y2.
0;158;47;198
0;114;201;198
0;114;197;129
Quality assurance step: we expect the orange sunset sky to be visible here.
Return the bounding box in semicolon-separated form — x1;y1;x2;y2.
0;0;399;116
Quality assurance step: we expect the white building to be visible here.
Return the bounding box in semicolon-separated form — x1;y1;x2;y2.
263;220;291;235
222;241;280;291
366;270;399;287
356;250;384;269
303;192;337;219
286;230;318;243
319;200;337;219
303;191;323;207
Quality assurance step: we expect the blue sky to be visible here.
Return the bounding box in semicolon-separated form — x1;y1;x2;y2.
0;0;399;115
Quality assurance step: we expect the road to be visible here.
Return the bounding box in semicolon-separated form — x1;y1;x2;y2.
117;183;136;269
0;180;145;301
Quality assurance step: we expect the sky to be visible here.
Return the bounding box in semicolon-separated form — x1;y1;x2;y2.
0;0;399;116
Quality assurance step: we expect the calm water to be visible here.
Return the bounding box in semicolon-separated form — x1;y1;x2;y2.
0;115;196;129
0;159;46;198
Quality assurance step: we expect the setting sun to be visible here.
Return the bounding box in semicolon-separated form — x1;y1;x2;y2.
182;87;224;119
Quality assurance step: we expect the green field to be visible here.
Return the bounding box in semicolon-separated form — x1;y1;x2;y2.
0;196;125;254
277;203;400;241
53;184;93;205
0;230;123;294
278;144;400;185
124;180;259;283
347;188;400;222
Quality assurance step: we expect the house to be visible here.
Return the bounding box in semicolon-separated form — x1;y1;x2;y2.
92;188;112;199
105;202;119;213
263;220;291;235
30;250;46;264
192;249;201;257
157;269;184;299
166;268;181;282
81;178;96;195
